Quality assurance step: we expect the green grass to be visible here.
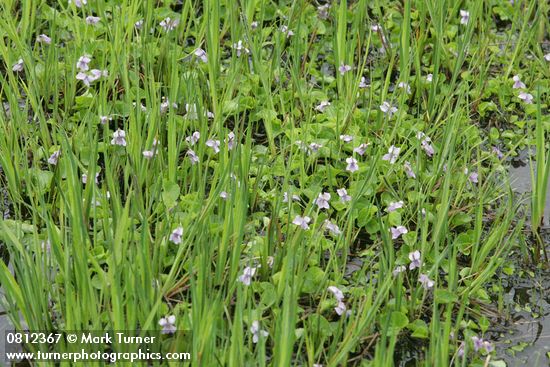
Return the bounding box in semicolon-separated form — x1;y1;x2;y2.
0;0;548;366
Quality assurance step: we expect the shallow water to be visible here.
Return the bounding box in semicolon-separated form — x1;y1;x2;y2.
508;164;550;226
496;263;550;366
495;165;550;366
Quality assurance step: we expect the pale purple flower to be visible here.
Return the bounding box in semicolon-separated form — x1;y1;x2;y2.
48;150;61;165
186;131;200;145
421;141;434;157
308;142;322;153
318;4;330;19
41;239;51;252
418;274;434;289
315;100;331;112
194;48;208;63
76;55;91;71
416;132;427;140
338;63;352;75
232;40;249;57
86;69;106;83
512;75;526;89
324;220;341;235
471;336;484;352
417;133;434;157
133;102;147;112
206;111;215;119
335;301;347;315
315;192;331;210
492;146;503;159
518;91;533;104
460;10;470;25
280;25;294;37
81;172;99;185
391;226;408;239
371;24;381;32
292;215;311;230
382;145;400;164
160;17;179;32
185;103;198;119
398;82;411;94
339;135;353;143
337;188;352;203
206;139;221;153
99;115;112;125
387;201;404;212
85;16;100;25
220;191;229;200
226;132;235;150
482;341;494;353
426;73;433;82
238;266;257;286
76;72;93;86
327;286;344;301
404;161;416;178
187;149;199;165
12;59;23;72
468;171;478;184
392;265;407;276
380;101;397;117
69;0;87;7
346;157;359;172
457;342;465;357
160;97;177;114
408;250;421;270
159;315;176;334
359;77;369;88
250;21;258;29
328;286;346;315
353;143;369;156
170;227;183;244
37;34;52;44
111;129;127;146
142;150;155;158
283;192;301;203
250;321;269;343
134;19;144;29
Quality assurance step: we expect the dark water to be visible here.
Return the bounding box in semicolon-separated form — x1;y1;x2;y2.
496;165;550;366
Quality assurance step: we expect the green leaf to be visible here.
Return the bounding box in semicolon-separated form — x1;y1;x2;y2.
301;266;325;294
451;212;472;227
307;314;333;338
390;312;409;328
162;180;180;208
388;211;401;226
476;288;491;302
30;168;53;194
479;316;490;333
434;289;458;304
258;282;277;308
407;319;429;339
